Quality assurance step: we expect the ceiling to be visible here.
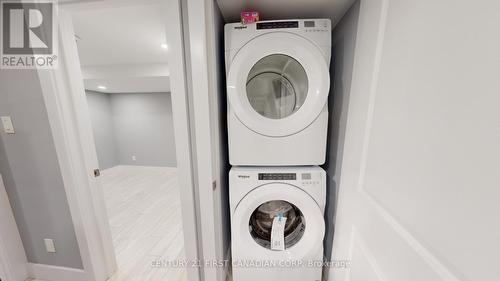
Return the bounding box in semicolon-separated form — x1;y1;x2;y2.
215;0;357;26
67;0;170;93
67;0;357;93
71;3;167;66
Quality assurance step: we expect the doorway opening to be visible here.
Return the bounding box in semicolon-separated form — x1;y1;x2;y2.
68;2;186;280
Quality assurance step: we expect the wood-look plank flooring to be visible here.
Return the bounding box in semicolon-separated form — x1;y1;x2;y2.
26;166;187;281
103;166;187;281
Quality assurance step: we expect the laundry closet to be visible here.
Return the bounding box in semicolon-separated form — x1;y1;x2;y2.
195;1;360;280
189;0;500;281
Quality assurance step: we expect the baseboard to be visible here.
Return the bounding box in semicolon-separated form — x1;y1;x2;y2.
27;263;87;281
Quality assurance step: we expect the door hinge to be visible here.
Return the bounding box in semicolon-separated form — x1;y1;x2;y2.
212;180;217;190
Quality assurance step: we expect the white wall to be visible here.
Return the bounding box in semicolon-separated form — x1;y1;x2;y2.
323;0;360;261
330;0;500;280
361;0;500;278
86;91;177;168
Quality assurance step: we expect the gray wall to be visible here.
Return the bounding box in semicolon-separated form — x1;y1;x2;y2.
0;70;83;269
86;91;118;169
86;91;177;168
112;92;177;167
323;1;360;261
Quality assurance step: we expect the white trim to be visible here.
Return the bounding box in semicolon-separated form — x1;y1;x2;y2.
185;0;225;280
165;0;202;281
0;174;29;281
28;263;87;281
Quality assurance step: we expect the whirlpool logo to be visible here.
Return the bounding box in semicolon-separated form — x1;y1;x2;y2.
237;175;250;179
1;0;58;69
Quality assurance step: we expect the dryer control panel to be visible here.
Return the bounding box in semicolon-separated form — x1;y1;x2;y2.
258;173;296;180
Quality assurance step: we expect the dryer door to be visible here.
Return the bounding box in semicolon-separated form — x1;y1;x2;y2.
232;183;325;259
227;32;330;137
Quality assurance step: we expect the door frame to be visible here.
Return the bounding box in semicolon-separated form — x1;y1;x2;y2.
35;1;202;281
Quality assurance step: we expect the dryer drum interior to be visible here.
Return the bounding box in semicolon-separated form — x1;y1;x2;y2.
249;200;306;249
246;54;309;120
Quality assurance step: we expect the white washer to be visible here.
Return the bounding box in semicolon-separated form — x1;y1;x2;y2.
225;19;331;166
230;166;326;281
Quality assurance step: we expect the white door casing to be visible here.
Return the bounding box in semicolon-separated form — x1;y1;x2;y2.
164;0;203;281
330;1;500;281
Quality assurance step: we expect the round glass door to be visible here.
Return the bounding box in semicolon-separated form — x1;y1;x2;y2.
249;200;306;249
246;54;308;119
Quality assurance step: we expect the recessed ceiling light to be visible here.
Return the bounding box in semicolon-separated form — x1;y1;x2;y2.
97;85;107;90
161;43;168;50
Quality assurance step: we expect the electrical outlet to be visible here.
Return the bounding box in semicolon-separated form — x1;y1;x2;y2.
44;239;56;253
132;155;136;161
1;116;15;134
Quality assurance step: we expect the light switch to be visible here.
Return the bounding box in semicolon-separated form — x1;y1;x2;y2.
1;116;15;134
44;239;56;253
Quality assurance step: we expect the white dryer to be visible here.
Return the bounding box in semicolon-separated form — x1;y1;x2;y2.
225;19;331;166
229;166;326;281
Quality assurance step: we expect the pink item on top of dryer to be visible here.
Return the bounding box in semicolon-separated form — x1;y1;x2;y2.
240;11;260;24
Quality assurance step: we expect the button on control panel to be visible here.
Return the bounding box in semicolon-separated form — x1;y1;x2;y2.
301;173;320;185
304;19;329;32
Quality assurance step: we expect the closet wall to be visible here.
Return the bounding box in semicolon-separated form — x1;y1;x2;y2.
323;0;360;261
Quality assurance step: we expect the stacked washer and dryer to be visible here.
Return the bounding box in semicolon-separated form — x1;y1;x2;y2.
225;19;331;281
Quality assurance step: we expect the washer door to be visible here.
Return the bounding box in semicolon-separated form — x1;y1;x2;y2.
233;183;325;258
227;32;330;137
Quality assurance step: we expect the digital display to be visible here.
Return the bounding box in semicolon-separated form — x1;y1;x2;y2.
304;21;315;28
258;173;296;180
301;173;312;180
257;21;299;30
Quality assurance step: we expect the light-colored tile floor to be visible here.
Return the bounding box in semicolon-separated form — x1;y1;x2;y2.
102;165;187;281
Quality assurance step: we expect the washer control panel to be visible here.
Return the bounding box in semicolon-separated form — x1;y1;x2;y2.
301;172;321;186
256;172;321;186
